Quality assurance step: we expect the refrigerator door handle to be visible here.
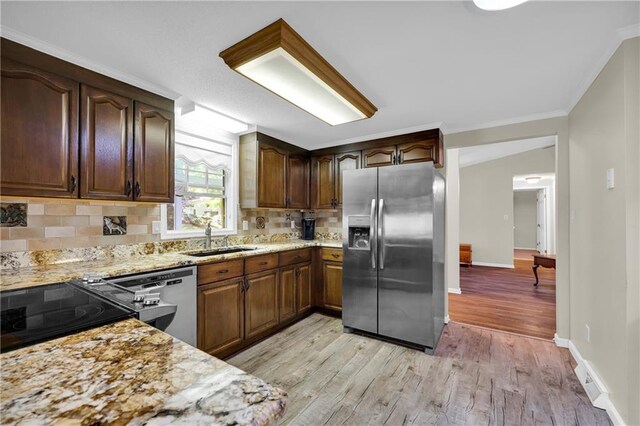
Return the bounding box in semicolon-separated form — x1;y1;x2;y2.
378;198;385;269
370;198;376;269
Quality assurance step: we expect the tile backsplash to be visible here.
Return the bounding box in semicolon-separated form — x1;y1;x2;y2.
0;197;344;254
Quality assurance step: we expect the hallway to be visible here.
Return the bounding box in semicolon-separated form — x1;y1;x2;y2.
449;257;556;339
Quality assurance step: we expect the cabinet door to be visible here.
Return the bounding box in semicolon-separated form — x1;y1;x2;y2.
1;58;79;198
134;102;174;203
279;266;297;323
397;141;435;165
287;154;309;209
198;278;245;356
80;85;133;200
362;146;396;168
334;151;361;208
258;143;287;208
245;270;279;339
323;261;343;311
311;155;335;209
297;263;312;314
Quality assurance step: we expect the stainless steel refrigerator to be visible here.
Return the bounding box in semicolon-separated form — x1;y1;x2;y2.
342;162;445;353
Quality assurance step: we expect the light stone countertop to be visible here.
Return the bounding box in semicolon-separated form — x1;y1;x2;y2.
0;318;287;425
0;240;341;291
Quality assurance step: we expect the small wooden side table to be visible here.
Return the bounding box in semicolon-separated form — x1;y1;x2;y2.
532;254;556;286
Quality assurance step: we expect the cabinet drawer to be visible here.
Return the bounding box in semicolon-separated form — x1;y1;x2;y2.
245;253;279;274
322;248;343;262
198;259;244;285
279;248;312;267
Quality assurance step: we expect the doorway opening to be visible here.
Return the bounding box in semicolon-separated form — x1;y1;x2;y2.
447;137;557;339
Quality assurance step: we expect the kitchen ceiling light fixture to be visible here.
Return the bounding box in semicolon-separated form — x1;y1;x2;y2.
220;19;377;126
525;176;541;184
179;102;249;134
473;0;529;11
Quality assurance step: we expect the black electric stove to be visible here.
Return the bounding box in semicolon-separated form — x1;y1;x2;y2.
0;282;135;353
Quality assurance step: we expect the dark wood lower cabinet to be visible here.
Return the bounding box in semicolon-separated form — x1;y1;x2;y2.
245;270;280;339
323;261;343;312
279;266;297;323
197;277;245;357
197;249;337;359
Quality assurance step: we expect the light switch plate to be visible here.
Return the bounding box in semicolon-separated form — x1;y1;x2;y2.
242;220;249;231
152;221;161;234
606;168;615;189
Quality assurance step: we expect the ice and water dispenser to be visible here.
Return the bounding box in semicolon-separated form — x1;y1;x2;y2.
347;215;371;250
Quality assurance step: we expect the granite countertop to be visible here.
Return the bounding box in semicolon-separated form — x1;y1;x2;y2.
0;240;341;291
0;318;287;425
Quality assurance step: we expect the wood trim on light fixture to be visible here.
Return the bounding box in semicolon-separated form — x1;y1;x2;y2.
219;18;377;121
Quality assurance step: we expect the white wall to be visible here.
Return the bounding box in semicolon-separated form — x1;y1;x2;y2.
513;190;537;249
444;149;461;293
458;147;555;266
568;37;639;425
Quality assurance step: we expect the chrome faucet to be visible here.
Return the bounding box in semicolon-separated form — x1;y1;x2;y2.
205;223;212;249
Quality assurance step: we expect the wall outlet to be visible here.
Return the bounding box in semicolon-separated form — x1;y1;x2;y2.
585;324;591;343
291;220;296;229
152;221;161;234
242;220;249;231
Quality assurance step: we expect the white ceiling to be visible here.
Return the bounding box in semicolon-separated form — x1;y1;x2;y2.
458;135;555;168
1;1;638;149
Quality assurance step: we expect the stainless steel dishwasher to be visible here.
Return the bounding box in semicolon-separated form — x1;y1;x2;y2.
111;266;197;346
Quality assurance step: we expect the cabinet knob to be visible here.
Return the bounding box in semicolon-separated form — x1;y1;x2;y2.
135;182;141;198
126;180;132;196
70;175;77;192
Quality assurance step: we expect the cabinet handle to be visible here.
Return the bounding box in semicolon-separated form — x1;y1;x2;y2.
125;180;132;196
259;261;268;266
135;182;141;198
217;269;229;274
332;253;340;258
294;255;301;260
245;279;250;291
70;175;77;192
392;154;396;165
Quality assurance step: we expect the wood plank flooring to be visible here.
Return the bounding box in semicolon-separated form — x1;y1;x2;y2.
449;259;556;339
227;314;609;426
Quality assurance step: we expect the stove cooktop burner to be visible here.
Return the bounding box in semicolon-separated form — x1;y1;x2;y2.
0;282;134;352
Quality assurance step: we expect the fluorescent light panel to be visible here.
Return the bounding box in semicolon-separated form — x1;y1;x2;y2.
180;102;248;134
237;48;366;126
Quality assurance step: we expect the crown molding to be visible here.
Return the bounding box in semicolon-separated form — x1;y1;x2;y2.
617;22;640;40
313;121;444;149
0;26;181;100
442;109;567;135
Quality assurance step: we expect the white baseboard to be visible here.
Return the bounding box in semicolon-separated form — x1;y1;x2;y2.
472;261;515;269
448;287;462;294
553;333;570;348
566;340;625;425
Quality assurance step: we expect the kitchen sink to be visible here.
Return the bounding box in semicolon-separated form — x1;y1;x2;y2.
182;247;257;257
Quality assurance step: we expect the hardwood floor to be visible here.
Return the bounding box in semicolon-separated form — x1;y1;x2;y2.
227;314;609;426
449;259;556;340
514;249;539;260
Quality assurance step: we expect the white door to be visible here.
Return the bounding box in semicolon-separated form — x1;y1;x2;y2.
536;189;547;254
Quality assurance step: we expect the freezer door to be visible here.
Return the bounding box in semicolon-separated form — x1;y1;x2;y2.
342;167;378;334
377;163;434;347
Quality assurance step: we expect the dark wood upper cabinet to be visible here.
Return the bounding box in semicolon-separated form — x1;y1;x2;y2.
134;102;174;203
334;151;361;208
311;155;335;209
80;85;133;200
1;58;79;198
397;141;435;165
287;154;310;209
257;143;288;208
362;146;397;168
